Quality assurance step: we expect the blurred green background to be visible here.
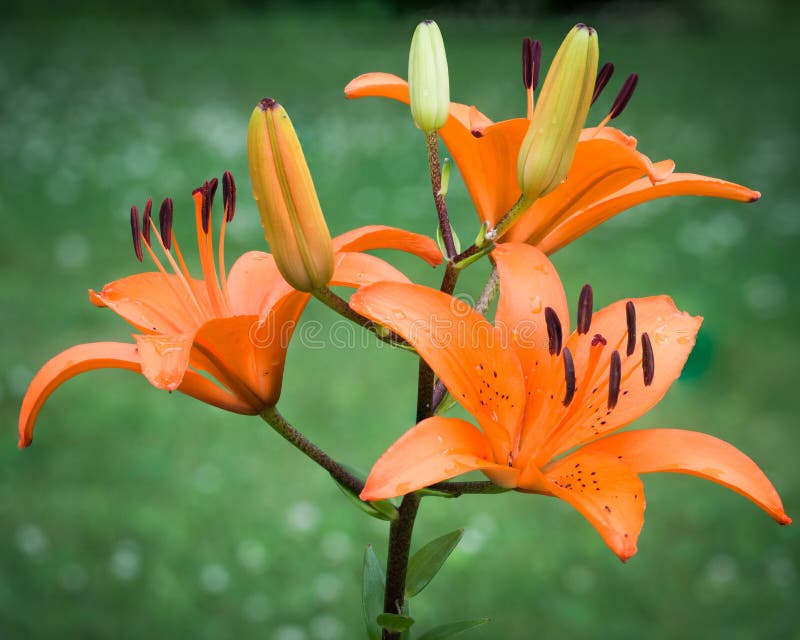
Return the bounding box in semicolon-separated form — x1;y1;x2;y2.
1;1;797;638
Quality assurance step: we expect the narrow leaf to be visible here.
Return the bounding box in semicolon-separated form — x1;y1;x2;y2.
405;529;464;597
376;613;415;632
334;478;398;521
363;546;385;640
418;618;491;640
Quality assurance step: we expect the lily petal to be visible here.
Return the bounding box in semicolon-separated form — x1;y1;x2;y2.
361;416;517;500
493;243;570;374
331;252;411;288
350;282;526;462
134;334;193;391
90;273;211;334
521;448;645;562
345;73;524;226
18;342;142;448
332;225;442;266
579;429;791;525
226;251;294;317
534;296;702;462
539;173;761;254
506;131;673;245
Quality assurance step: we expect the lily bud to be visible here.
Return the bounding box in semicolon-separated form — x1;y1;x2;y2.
247;98;334;292
408;20;450;133
517;24;599;200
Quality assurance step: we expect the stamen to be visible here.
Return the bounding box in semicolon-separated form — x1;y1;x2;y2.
591;62;614;105
195;182;211;234
130;205;142;262
159;198;174;250
609;73;639;120
530;39;542;91
625;301;636;356
522;37;533;90
577;284;593;334
222;171;236;222
141;198;152;246
591;334;607;347
608;350;621;409
207;177;219;210
545;306;563;356
641;332;654;385
562;347;576;406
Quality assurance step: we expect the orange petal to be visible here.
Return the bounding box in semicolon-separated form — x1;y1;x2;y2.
493;243;570;374
18;342;142;448
226;251;295;316
506;131;671;244
331;225;442;266
90;273;210;334
534;296;702;462
344;72;522;226
579;429;791;525
192;295;307;409
361;416;517;500
344;72;410;103
134;334;193;391
331;252;411;288
539;172;761;254
442;118;529;227
522;448;645;562
350;282;526;462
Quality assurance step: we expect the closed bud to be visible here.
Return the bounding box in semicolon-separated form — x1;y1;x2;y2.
517;24;599;200
247;99;334;292
408;20;450;133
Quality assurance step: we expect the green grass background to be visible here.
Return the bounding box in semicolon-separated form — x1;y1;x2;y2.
1;2;798;638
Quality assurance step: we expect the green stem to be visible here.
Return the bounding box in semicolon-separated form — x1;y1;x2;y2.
488;194;534;242
260;406;364;497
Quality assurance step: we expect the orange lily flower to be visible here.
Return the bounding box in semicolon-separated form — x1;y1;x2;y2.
350;243;789;560
344;69;759;252
18;173;442;448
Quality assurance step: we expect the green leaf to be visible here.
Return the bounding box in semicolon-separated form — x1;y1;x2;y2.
405;529;464;597
417;618;490;640
416;487;456;498
436;225;461;256
362;546;385;640
333;468;398;522
376;613;415;632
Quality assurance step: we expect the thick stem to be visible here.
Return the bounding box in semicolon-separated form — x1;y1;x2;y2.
416;359;435;423
382;492;421;639
426;131;457;259
439;261;459;295
260;407;364;496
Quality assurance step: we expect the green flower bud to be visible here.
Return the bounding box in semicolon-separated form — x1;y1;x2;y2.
408;20;450;133
517;24;599;200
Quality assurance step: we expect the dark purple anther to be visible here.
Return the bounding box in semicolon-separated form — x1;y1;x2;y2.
577;284;593;335
591;62;614;105
222;171;236;222
159;198;174;250
641;332;654;386
545;306;563;356
609;73;639;119
625;301;636;356
608;350;621;409
130;205;142;262
141;197;152;245
562;347;576;406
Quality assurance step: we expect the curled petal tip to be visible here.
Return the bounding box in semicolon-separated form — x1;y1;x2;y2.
749;191;762;203
258;97;278;111
777;513;792;526
18;436;31;449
